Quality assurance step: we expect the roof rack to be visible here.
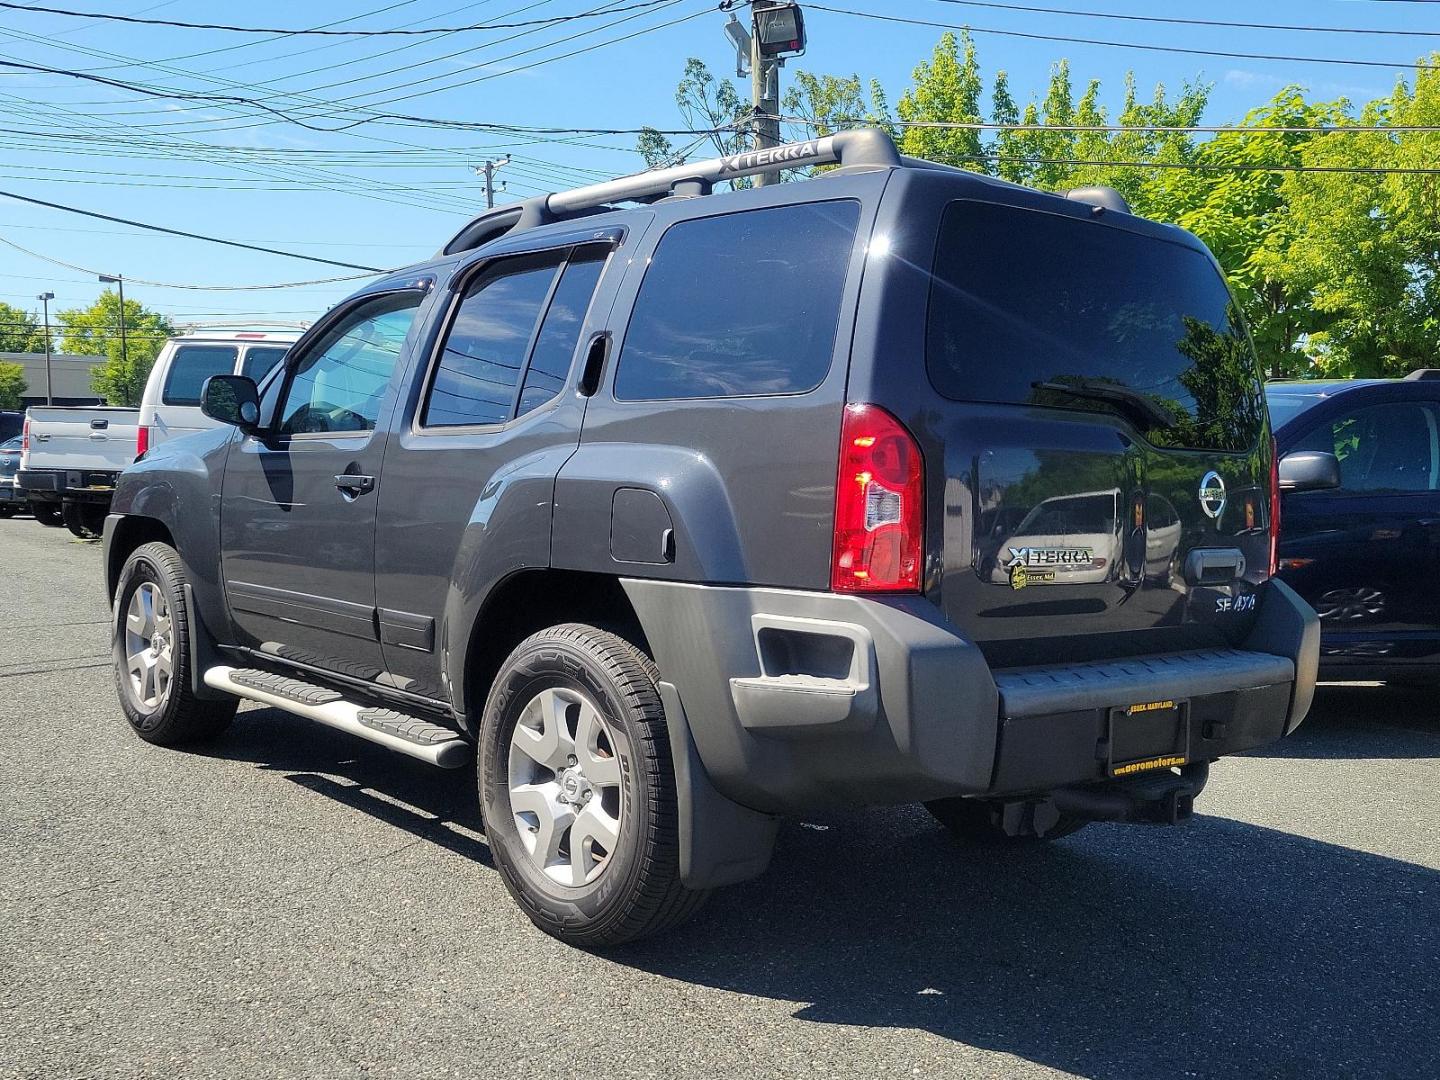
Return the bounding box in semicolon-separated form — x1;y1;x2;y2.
439;127;1133;256
441;127;901;256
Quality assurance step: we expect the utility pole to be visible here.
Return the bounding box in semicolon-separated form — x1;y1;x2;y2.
36;291;54;405
750;17;780;187
746;3;806;188
98;274;127;397
475;156;510;209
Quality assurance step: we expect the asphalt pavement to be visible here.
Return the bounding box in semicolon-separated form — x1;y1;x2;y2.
2;514;1438;1080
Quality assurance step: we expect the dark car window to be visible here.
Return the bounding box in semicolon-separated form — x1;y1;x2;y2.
163;345;239;406
424;256;561;427
615;201;860;401
516;249;607;417
277;293;421;435
1294;401;1440;493
927;201;1266;453
240;346;289;384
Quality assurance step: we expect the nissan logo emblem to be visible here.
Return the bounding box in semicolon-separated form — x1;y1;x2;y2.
1198;470;1227;520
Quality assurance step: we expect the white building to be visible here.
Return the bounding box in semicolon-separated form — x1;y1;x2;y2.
0;352;105;406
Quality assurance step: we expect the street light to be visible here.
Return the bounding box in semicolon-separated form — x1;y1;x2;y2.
97;273;127;373
36;291;54;405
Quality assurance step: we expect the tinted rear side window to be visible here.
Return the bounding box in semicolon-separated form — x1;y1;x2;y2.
240;346;289;383
615;201;860;401
518;249;607;417
926;201;1265;452
163;345;239;406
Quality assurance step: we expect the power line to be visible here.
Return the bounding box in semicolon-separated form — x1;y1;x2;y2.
769;114;1440;135
0;192;387;272
923;0;1440;37
805;3;1438;70
0;0;677;35
0;235;381;290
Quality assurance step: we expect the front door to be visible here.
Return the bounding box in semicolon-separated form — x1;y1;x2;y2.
220;290;427;681
1282;397;1440;666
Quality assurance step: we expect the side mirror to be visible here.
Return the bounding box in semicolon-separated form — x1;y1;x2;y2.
1278;450;1341;493
201;374;261;432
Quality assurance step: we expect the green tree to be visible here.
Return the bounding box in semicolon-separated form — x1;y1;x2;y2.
637;58;750;178
783;70;893;140
0;360;26;408
896;30;985;170
0;302;45;353
57;291;173;406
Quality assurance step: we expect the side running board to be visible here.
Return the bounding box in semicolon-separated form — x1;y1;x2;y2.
203;665;471;769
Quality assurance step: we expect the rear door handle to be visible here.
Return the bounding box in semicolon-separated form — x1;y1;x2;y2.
334;473;375;499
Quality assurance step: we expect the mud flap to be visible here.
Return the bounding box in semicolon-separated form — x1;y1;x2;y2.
659;681;780;890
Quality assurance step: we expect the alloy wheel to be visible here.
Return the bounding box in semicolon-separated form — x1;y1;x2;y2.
123;581;174;710
507;686;623;887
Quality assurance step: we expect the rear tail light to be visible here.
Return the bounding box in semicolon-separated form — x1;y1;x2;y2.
831;403;924;592
1268;436;1281;577
136;425;150;460
20;416;29;456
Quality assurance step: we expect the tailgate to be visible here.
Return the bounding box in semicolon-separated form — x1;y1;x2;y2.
913;197;1274;664
26;409;139;472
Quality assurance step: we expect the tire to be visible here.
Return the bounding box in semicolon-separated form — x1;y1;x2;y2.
0;505;13;518
62;500;104;539
31;501;63;527
925;796;1089;844
112;541;236;746
479;623;708;947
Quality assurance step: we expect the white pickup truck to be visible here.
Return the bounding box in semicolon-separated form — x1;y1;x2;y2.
17;405;140;537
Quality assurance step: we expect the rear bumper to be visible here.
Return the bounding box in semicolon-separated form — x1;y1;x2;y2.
16;468;119;502
623;577;1318;816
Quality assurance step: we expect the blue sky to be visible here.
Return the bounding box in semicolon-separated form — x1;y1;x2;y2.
0;0;1434;336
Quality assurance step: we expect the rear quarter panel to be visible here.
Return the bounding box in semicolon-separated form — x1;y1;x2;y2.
552;171;889;589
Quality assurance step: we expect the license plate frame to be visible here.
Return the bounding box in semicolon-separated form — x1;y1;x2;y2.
1108;699;1190;778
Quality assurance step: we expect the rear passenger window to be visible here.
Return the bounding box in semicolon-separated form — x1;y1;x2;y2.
424;246;608;428
163;345;238;406
614;201;860;401
517;250;606;417
240;346;288;384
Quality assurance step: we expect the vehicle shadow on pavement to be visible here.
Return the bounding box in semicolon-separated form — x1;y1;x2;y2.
1243;684;1440;760
184;704;490;866
617;809;1438;1080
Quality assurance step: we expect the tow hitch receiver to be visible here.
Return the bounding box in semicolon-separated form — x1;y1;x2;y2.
999;762;1210;837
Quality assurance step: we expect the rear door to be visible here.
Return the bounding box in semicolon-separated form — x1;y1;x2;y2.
373;239;617;701
859;174;1272;665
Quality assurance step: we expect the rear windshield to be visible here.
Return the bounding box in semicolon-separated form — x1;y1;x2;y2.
926;201;1265;453
163;345;239;406
240;346;289;384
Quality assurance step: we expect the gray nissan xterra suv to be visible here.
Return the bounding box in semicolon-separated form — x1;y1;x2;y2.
103;130;1324;947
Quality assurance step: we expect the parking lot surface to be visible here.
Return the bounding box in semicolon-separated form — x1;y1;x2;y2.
1;516;1437;1080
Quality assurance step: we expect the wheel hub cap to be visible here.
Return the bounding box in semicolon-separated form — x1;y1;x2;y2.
507;686;622;887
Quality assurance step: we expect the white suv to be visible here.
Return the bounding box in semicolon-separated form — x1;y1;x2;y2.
138;331;300;455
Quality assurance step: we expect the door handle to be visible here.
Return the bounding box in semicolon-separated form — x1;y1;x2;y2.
334;473;375;499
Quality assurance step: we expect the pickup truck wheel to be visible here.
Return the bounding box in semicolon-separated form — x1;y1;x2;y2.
62;501;104;539
479;623;708;947
925;797;1089;843
31;502;63;528
112;542;236;746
